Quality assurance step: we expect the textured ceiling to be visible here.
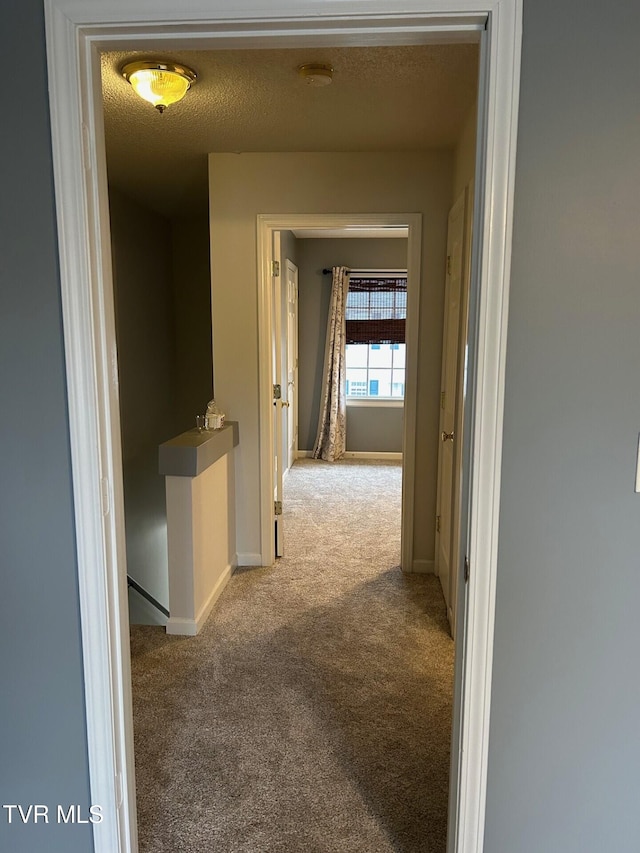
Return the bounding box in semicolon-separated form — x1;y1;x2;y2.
101;44;478;218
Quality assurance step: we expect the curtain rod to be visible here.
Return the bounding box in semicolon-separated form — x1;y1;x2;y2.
321;268;407;275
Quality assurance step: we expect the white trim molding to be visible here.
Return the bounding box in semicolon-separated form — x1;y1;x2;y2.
165;560;234;636
43;3;522;853
298;450;403;460
346;398;405;408
343;451;403;460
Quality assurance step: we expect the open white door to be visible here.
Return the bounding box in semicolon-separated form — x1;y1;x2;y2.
435;188;469;633
272;233;285;557
285;260;299;471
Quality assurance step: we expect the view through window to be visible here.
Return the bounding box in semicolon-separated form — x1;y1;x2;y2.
345;272;407;399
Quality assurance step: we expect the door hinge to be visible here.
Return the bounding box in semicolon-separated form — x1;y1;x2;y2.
436;515;441;533
115;770;123;809
464;555;470;583
274;500;283;516
273;383;282;400
272;260;280;277
441;391;446;410
446;255;451;275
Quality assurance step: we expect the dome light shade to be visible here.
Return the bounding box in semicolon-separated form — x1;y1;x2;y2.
122;61;197;113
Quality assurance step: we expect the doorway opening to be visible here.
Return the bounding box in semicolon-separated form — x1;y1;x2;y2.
44;4;522;852
257;215;422;571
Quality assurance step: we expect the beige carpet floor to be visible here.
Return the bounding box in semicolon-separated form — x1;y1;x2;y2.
130;459;454;852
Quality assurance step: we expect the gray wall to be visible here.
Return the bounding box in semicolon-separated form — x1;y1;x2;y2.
484;2;640;850
172;217;214;427
110;189;177;611
110;191;212;612
0;1;93;851
346;405;404;453
3;2;640;851
296;237;408;452
280;230;300;269
453;99;477;202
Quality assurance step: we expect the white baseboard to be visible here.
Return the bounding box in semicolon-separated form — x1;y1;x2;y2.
297;450;403;461
343;451;403;460
166;561;235;636
236;552;263;567
409;559;436;574
193;561;235;631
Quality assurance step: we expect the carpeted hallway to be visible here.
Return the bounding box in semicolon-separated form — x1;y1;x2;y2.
130;459;454;852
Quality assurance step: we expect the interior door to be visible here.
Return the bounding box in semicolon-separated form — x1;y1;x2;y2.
272;232;285;557
285;260;299;470
435;188;468;632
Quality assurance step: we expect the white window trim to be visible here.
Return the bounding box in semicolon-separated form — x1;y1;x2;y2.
347;397;404;408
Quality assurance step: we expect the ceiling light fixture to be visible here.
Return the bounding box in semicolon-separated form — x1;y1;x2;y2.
297;64;334;87
121;61;197;113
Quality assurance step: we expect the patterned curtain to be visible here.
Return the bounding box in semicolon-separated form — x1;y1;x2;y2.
312;266;349;461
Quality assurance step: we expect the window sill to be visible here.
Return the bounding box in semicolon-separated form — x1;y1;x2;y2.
346;398;404;408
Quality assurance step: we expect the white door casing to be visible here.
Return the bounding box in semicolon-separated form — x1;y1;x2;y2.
257;214;422;575
43;3;522;853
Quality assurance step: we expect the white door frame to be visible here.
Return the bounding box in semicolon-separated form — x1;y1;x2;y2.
43;2;522;852
257;214;422;570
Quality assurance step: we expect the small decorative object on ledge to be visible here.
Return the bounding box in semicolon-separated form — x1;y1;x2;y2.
205;399;225;430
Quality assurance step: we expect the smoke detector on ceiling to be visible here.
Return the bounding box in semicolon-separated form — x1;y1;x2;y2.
297;64;334;87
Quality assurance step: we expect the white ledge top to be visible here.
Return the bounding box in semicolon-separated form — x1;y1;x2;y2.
159;421;239;477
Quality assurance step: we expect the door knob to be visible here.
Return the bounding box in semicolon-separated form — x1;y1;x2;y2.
442;431;454;442
281;401;290;408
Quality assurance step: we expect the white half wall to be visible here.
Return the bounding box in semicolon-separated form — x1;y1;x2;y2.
165;453;237;635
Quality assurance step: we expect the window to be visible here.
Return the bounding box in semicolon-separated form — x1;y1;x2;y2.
347;380;368;397
345;344;406;398
345;273;407;399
